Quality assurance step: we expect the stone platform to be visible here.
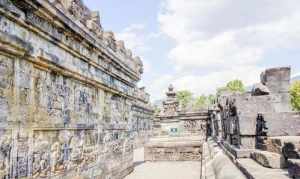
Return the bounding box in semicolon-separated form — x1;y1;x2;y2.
144;136;203;161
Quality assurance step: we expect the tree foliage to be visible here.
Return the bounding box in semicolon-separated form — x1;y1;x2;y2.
290;81;300;111
176;90;193;108
226;80;245;92
207;94;216;105
217;80;245;96
194;95;207;109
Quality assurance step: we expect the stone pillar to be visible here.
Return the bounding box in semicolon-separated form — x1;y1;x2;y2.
260;67;291;112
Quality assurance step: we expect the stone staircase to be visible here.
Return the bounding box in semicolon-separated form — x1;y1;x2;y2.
213;136;300;179
237;136;300;179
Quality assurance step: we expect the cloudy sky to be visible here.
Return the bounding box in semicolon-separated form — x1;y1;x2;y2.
84;0;300;101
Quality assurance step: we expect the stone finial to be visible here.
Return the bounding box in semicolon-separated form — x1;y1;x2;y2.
87;11;103;34
104;31;114;38
134;56;142;65
91;11;101;26
126;49;132;58
59;0;72;10
104;31;117;50
167;84;175;93
139;86;146;91
134;56;143;74
116;40;125;51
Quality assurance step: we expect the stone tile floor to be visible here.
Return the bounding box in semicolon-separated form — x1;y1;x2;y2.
125;148;201;179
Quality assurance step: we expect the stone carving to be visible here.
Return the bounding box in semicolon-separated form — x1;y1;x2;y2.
0;56;13;90
0;134;11;178
32;135;51;178
0;0;153;178
69;134;84;169
134;56;144;74
104;31;117;51
159;84;179;117
50;142;65;174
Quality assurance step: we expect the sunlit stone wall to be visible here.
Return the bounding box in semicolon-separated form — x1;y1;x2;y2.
0;0;153;178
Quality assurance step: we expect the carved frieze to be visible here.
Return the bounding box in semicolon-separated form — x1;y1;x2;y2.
0;0;152;178
0;130;11;179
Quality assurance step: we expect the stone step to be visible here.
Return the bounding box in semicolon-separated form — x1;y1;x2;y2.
236;158;290;179
266;136;300;158
251;150;286;169
287;159;300;178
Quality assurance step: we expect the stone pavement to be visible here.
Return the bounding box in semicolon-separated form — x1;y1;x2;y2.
237;158;290;179
125;148;201;179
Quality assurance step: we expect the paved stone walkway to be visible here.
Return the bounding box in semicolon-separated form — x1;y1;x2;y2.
125;148;201;179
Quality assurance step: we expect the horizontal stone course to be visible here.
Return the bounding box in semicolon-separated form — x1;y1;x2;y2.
251;150;286;169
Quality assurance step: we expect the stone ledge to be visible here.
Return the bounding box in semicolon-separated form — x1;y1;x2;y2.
251;150;286;169
287;159;300;178
223;141;254;159
203;139;246;179
236;158;289;179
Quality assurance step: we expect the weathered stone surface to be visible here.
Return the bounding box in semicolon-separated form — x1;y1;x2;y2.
154;85;208;138
252;83;270;96
0;0;154;178
145;137;202;161
237;158;290;179
287;159;300;178
212;67;298;153
251;151;286;169
266;136;300;158
202;138;246;179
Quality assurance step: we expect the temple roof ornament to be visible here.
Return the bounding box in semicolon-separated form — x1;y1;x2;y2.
50;0;143;76
159;85;179;117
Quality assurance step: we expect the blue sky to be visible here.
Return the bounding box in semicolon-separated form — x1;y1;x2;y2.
84;0;300;101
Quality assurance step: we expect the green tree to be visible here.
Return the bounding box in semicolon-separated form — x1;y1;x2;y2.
216;80;246;96
290;81;300;111
226;80;245;92
194;95;207;109
176;90;193;108
207;94;216;105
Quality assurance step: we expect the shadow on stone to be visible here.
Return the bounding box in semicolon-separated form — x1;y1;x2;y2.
133;161;145;167
282;142;300;159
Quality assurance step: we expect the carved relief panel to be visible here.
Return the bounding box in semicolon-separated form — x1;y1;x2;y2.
0;130;12;179
0;56;13;124
32;129;98;177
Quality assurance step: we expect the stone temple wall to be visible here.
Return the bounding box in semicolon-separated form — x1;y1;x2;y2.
0;0;153;178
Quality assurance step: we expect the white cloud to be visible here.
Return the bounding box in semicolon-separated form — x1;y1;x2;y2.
116;24;149;54
154;0;300;99
116;24;153;73
150;66;261;100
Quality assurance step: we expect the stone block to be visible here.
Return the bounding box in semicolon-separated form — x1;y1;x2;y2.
238;114;257;135
251;83;270;96
223;141;253;159
266;136;300;158
287;159;300;178
251;150;286;169
145;137;202;161
260;67;291;94
264;113;300;136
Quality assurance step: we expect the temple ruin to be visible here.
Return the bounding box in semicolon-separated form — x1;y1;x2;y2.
209;67;300;179
0;0;299;179
0;0;153;178
145;84;209;161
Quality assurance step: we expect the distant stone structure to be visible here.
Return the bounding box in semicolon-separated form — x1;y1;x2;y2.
153;84;208;137
210;67;300;178
145;85;209;161
0;0;153;178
